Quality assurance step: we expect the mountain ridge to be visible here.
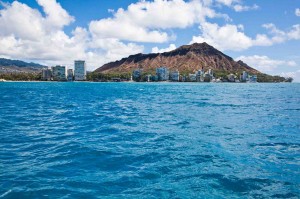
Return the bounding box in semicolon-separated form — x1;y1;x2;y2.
94;42;260;74
0;58;46;74
0;58;45;68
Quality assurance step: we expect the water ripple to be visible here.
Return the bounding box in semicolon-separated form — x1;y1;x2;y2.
0;82;299;198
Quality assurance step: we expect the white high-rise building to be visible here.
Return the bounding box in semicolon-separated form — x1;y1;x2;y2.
74;60;86;81
52;65;67;81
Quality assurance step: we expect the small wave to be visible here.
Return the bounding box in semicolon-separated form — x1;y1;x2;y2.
0;190;12;198
1;82;299;198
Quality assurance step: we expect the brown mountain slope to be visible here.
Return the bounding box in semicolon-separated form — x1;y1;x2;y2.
94;42;260;74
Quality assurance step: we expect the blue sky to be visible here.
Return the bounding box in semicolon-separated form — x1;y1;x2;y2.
0;0;300;81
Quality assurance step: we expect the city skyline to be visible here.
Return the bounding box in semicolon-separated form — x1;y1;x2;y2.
0;0;299;81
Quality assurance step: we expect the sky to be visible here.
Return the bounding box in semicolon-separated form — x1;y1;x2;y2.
0;0;300;81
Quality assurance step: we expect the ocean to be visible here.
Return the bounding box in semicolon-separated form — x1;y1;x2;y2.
0;82;299;198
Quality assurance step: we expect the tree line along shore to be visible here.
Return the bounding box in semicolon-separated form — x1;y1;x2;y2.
0;70;293;83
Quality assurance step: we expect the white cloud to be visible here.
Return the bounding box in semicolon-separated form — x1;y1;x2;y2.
262;23;300;42
0;0;299;72
191;22;255;51
296;8;300;17
236;55;297;73
36;0;74;29
0;0;78;60
152;44;177;53
89;19;169;43
0;0;144;70
287;24;300;40
262;23;285;38
89;0;220;43
252;34;273;46
0;1;44;40
216;0;259;12
233;4;259;12
191;22;300;51
216;0;239;6
88;38;144;64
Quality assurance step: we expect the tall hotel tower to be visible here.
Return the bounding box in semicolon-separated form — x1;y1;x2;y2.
74;60;86;81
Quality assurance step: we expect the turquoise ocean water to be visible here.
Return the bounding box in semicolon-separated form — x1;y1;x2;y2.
0;82;299;198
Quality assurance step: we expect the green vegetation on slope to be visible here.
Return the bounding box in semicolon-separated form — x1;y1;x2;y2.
0;73;42;81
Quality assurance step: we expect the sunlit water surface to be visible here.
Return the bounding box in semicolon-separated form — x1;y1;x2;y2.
0;82;299;198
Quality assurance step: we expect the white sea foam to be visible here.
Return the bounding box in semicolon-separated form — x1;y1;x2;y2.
0;190;12;198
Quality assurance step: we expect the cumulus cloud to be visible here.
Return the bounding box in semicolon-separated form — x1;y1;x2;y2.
296;8;300;17
216;0;258;12
89;0;219;43
37;0;74;29
262;23;300;42
0;0;79;60
216;0;239;6
0;1;44;40
152;44;177;53
0;0;144;70
89;19;169;43
88;38;144;63
191;22;256;51
191;22;300;51
0;0;299;71
236;55;297;73
287;24;300;40
233;4;259;12
1;0;229;70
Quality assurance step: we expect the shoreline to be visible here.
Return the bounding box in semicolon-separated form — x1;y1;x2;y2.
0;80;296;83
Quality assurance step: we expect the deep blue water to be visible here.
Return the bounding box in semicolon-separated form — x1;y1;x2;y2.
0;82;299;198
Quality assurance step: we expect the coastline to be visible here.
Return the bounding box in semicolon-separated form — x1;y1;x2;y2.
0;80;297;83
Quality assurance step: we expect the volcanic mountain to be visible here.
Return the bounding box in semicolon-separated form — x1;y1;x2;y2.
94;42;260;74
0;58;46;74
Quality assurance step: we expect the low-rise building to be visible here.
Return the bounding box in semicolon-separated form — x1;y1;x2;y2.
132;69;143;81
208;69;213;77
170;70;180;81
202;69;214;82
112;78;121;82
67;69;74;81
227;73;237;82
52;65;67;81
249;75;257;83
189;73;197;82
156;66;169;81
42;68;52;81
204;73;212;82
151;75;158;82
146;74;151;82
196;70;204;82
241;71;249;82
